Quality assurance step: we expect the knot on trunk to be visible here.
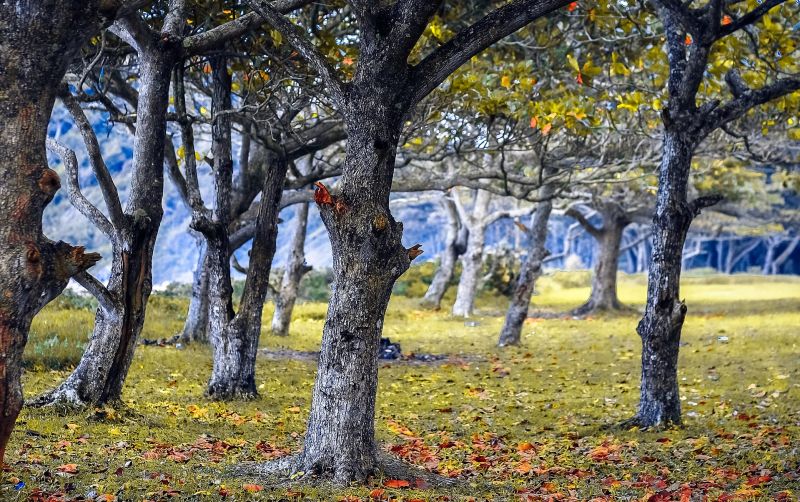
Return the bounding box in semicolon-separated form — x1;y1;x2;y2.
38;168;61;203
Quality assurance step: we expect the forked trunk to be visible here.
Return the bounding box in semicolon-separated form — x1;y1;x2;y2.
272;202;310;336
631;131;696;427
33;48;174;408
497;179;554;347
206;158;288;399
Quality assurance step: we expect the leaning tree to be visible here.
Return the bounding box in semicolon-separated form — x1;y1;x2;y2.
246;0;574;483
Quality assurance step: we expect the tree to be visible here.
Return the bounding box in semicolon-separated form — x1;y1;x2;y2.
247;0;574;483
271;200;313;336
32;2;190;408
626;0;800;427
0;0;123;464
420;194;468;309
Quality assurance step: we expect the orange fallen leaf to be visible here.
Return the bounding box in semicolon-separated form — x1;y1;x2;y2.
57;463;78;474
243;483;263;493
383;479;410;488
567;1;578;11
517;442;536;452
368;488;385;499
722;15;733;26
313;182;333;206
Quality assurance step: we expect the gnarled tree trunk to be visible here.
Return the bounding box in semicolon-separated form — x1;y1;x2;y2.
421;196;467;309
34;43;177;409
497;178;555;347
0;1;114;460
271;202;311;336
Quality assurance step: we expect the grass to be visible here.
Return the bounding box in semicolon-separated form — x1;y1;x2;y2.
4;272;800;501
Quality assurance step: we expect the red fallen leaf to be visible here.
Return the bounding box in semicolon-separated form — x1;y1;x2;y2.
648;492;673;502
57;463;78;474
408;244;423;260
567;1;578;11
167;451;191;463
383;479;410;488
313;182;333;206
243;483;263;493
218;487;230;497
369;488;385;499
412;478;428;489
745;474;772;486
576;72;584;85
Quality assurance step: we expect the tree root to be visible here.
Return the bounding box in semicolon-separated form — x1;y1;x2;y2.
228;450;462;489
603;414;683;432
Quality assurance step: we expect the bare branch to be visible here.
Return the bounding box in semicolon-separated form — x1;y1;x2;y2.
46;139;116;239
59;88;125;229
73;271;119;315
565;205;602;237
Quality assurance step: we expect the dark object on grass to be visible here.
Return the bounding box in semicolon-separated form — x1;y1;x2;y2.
379;338;402;360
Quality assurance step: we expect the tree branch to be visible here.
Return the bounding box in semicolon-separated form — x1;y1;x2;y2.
45;139;116;239
716;0;788;41
59;88;125;230
409;0;573;106
246;0;347;108
183;0;313;55
565;206;602;237
73;271;119;315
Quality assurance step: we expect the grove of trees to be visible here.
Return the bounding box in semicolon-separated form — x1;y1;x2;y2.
1;0;798;487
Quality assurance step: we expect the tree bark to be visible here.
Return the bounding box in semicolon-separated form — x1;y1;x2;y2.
181;234;210;343
630;131;697;428
0;1;116;459
452;190;491;317
271;202;311;337
33;41;178;408
497;177;555;347
571;202;630;316
421;196;467;309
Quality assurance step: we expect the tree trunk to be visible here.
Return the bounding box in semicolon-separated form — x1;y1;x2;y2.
181;235;210;343
769;236;799;275
573;213;628;316
271;202;311;337
292;88;411;483
421;196;466;309
497;178;555;347
630;131;697;428
0;3;115;457
452;190;491;317
33;46;175;408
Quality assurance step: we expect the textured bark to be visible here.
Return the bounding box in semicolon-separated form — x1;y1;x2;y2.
421;196;467;309
452;190;491;317
0;1;114;462
297;94;410;484
631;131;696;428
571;202;630;316
271;202;311;337
180;235;210;343
34;35;179;408
497;178;555;347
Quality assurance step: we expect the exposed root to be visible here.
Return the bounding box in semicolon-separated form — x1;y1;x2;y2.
27;388;89;412
605;415;683;432
569;300;639;319
228;450;462;490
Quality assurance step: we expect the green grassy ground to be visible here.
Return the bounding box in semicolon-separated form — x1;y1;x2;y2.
4;273;799;501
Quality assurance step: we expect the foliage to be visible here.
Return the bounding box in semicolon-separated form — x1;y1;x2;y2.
7;275;799;500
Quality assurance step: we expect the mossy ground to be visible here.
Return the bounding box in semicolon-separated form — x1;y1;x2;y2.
4;273;799;501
